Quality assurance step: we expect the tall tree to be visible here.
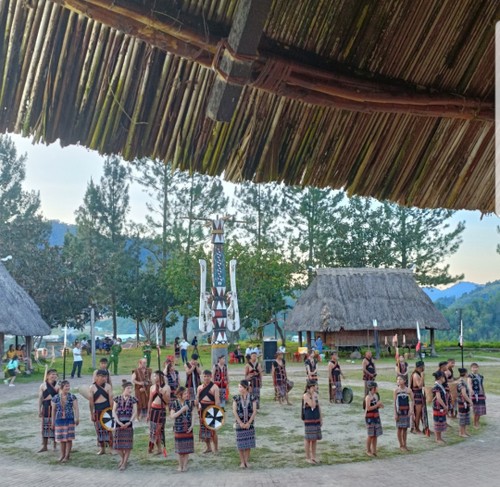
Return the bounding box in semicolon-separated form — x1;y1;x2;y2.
66;156;133;337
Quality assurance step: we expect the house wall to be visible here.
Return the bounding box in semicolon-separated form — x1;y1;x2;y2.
307;330;418;350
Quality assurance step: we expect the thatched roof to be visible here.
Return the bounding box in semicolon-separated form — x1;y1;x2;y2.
285;268;449;333
0;0;495;211
0;263;51;336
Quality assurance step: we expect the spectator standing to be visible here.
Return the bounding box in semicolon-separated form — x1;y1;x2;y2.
180;338;190;365
108;338;122;375
70;341;83;379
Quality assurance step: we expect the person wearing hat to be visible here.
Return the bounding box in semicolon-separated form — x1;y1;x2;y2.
432;370;448;445
271;351;292;405
302;380;322;464
410;361;425;433
364;381;384;457
456;367;473;438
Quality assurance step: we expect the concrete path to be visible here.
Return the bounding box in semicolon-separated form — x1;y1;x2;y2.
0;370;498;486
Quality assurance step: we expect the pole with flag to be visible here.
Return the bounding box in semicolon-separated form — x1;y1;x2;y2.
415;320;430;436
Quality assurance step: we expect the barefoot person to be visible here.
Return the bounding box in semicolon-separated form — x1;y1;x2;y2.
432;371;448;445
213;354;229;408
364;381;383;457
113;380;138;471
271;351;292;405
394;374;413;451
245;352;263;409
170;386;195;472
456;367;473;438
410;361;425;433
197;370;220;454
37;368;59;452
468;362;486;429
164;359;180;409
51;380;79;463
233;380;257;468
328;351;345;404
131;358;152;419
147;370;170;455
89;369;113;455
362;351;377;397
185;354;202;401
302;380;322;464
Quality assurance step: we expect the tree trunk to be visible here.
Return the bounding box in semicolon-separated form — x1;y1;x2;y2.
182;315;188;341
112;291;118;339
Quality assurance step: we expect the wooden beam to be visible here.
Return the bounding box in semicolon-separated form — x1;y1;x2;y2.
50;0;494;121
206;0;272;122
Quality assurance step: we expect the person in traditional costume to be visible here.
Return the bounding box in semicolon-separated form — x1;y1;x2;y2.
185;353;202;401
456;367;473;438
271;351;291;405
147;370;170;455
233;379;257;468
409;361;425;434
113;380;138;471
197;370;220;454
302;380;322;464
245;352;263;409
174;337;181;365
131;358;152;419
437;360;452;422
213;354;229;408
364;381;383;457
394;374;413;452
108;338;122;375
164;359;180;409
89;369;113;455
432;371;448;445
304;350;318;384
37;368;59;452
328;352;344;404
445;358;457;418
468;362;486;428
170;386;194;472
51;380;79;463
395;349;409;386
92;357;112;386
362;350;377;397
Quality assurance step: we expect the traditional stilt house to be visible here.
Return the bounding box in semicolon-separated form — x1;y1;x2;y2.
285;268;449;357
0;262;51;367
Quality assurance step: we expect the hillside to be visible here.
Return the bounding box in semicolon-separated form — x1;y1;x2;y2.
422;281;480;302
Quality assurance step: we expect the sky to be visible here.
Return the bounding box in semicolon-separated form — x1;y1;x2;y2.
8;133;500;286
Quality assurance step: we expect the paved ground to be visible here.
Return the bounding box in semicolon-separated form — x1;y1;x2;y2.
0;368;498;486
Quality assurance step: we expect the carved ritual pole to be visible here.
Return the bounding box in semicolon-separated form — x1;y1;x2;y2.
199;218;240;367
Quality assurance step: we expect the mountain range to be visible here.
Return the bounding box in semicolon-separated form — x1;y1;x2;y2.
422;281;481;302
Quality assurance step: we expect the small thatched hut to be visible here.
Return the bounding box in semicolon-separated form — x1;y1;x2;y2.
285;268;449;356
0;262;51;366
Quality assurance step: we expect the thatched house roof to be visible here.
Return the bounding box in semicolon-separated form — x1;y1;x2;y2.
0;263;51;336
0;0;495;212
285;268;449;333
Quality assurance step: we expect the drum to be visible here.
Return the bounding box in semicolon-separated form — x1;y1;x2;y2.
342;387;353;404
99;407;116;431
202;405;225;431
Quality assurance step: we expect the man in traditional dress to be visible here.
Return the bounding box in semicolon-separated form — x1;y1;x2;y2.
147;370;171;455
362;350;377;397
108;338;122;375
213;354;228;408
37;368;59;452
245;351;263;409
410;361;425;434
132;358;153;419
89;369;113;454
197;370;220;454
185;353;202;401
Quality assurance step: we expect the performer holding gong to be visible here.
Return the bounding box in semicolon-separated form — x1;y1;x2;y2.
89;369;113;455
197;370;220;454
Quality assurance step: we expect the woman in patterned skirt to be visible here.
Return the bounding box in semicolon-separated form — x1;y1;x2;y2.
164;359;180;410
113;380;138;471
233;379;257;469
328;352;345;403
302;380;322;464
170;386;194;472
456;367;473;437
468;362;486;429
393;374;413;452
432;371;448;445
271;351;291;405
364;381;383;457
51;380;79;463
